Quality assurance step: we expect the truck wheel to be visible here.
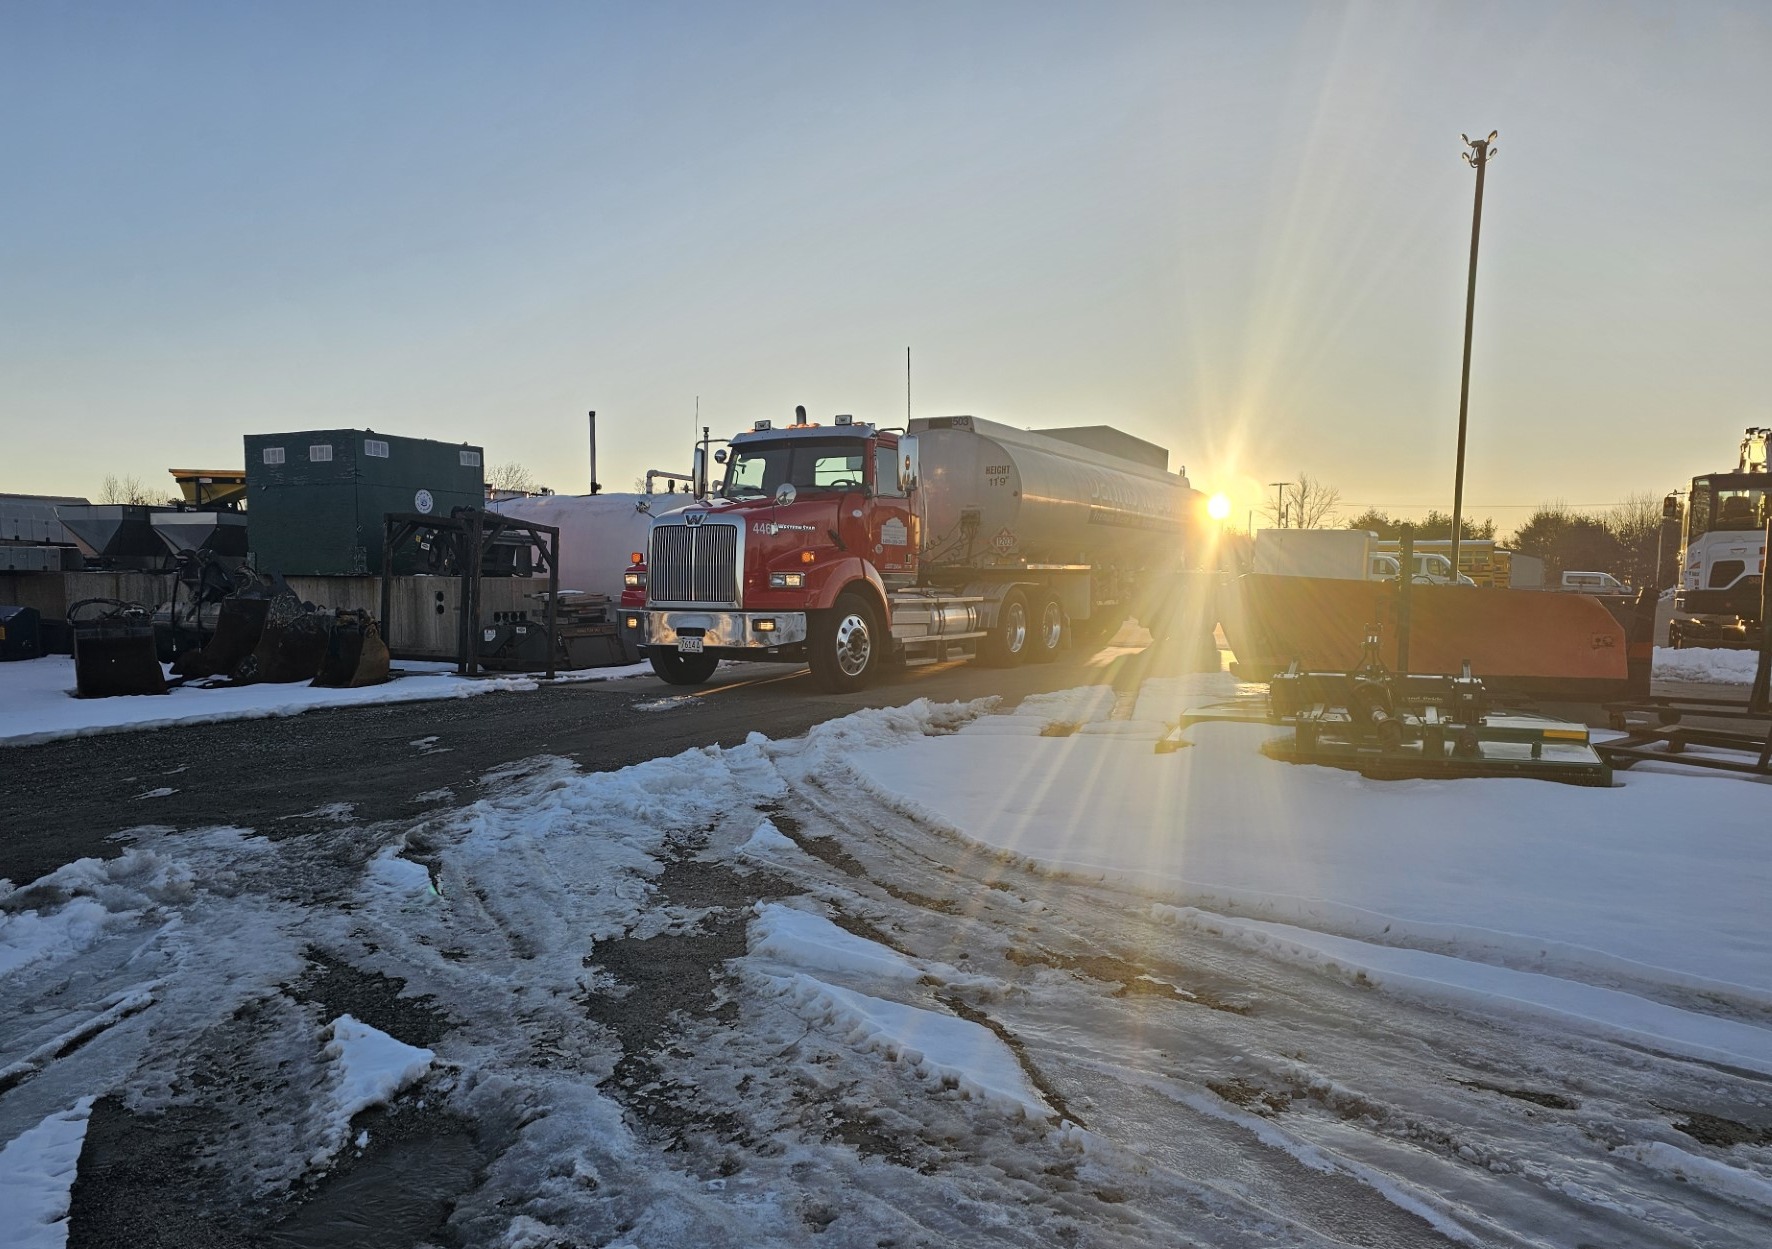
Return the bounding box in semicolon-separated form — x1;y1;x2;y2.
1028;593;1064;663
808;592;881;692
980;589;1032;666
649;648;719;685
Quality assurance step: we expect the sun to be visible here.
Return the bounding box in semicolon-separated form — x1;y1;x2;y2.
1207;492;1232;521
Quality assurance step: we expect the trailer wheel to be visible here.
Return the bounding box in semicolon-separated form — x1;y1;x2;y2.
649;648;719;685
808;592;881;692
1028;593;1064;663
979;588;1032;666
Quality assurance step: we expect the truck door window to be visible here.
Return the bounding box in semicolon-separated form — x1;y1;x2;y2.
874;445;905;498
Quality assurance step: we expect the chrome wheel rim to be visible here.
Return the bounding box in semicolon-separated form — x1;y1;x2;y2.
1039;601;1063;650
834;612;872;676
1003;602;1027;654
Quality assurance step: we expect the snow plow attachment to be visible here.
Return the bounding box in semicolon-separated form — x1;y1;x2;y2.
232;585;331;684
311;609;390;688
69;598;167;698
1220;574;1637;702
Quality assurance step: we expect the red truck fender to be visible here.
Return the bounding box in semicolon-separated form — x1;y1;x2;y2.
806;557;891;624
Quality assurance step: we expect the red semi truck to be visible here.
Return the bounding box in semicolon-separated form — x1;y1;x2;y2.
619;411;1207;691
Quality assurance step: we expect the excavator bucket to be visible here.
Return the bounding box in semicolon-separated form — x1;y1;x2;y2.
1220;574;1632;702
232;589;330;684
172;592;271;679
69;599;168;698
312;609;391;688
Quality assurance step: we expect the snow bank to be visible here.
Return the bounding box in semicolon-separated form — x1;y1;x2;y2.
0;656;539;747
779;974;1048;1119
0;1097;95;1249
0;848;195;976
323;1014;435;1124
750;904;923;985
1653;646;1762;684
737;818;798;856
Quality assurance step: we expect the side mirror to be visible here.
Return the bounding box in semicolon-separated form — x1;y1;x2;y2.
898;436;920;493
692;447;708;498
774;482;797;507
714;448;728;464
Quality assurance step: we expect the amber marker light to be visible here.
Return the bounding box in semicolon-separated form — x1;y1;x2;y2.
800;550;816;563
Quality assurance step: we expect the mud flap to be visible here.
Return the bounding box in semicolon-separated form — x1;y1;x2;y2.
312;609;391;688
69;599;168;698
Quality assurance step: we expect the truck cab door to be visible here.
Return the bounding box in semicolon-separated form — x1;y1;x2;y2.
869;436;916;575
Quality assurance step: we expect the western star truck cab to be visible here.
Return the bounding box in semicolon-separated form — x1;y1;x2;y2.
620;411;1203;691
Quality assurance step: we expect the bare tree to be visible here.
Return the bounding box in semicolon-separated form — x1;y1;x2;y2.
1262;474;1342;529
100;473;154;505
487;462;540;495
1604;492;1666;590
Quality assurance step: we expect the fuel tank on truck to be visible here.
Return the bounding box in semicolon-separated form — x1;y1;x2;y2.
909;416;1200;568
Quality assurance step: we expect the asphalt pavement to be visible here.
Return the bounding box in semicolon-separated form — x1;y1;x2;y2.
0;640;1199;886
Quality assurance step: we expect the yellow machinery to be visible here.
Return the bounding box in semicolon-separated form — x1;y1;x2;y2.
167;469;248;509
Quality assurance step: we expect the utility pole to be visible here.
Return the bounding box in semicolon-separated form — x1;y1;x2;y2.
1268;481;1289;529
1451;129;1498;581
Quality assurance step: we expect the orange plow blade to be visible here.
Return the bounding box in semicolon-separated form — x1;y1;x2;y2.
1221;574;1630;701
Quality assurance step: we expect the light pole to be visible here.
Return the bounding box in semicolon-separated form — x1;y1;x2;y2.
1451;129;1498;581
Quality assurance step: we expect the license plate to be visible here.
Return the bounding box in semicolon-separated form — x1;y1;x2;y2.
677;636;704;654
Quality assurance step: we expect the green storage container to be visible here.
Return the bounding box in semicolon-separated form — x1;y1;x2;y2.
245;430;485;575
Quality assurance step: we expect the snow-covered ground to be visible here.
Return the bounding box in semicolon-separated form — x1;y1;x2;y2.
858;675;1772;1068
3;675;1769;1246
0;655;653;748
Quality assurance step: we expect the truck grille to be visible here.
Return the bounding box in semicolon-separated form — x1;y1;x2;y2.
648;522;740;605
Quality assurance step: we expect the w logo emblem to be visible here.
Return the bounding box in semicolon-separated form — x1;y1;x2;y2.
684;512;706;526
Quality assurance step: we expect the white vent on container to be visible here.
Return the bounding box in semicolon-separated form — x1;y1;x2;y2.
309;444;334;462
262;447;285;465
460;449;482;468
364;439;390;458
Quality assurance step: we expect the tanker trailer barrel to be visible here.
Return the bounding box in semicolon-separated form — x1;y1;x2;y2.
909;416;1199;569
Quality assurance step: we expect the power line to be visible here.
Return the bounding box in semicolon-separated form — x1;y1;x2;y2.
1339;501;1637;511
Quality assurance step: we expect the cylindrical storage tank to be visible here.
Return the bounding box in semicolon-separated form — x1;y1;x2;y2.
912;417;1199;569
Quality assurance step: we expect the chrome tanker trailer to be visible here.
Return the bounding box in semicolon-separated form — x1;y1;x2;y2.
620;410;1207;690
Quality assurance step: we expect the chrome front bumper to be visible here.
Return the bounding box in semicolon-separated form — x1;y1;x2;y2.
624;609;809;649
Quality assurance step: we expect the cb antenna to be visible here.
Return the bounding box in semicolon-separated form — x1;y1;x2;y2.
906;347;911;423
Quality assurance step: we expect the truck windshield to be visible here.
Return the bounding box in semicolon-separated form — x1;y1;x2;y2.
722;440;868;498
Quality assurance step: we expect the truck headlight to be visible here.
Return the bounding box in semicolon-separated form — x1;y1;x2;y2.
769;572;806;588
624;571;645;589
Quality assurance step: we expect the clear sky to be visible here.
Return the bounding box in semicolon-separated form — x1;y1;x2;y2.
3;1;1768;532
